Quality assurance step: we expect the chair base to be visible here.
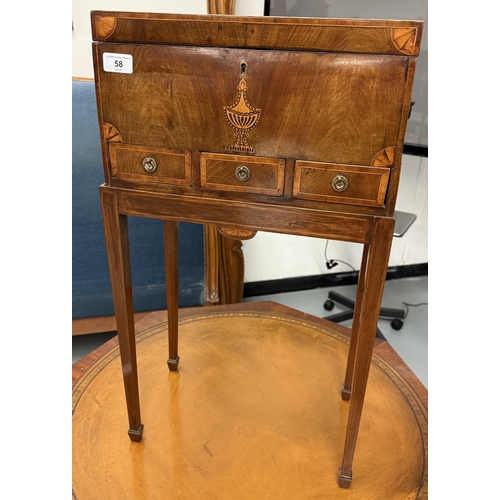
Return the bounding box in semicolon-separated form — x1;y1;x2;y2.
323;290;406;341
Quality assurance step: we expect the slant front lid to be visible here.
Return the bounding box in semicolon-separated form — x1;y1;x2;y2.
93;47;417;164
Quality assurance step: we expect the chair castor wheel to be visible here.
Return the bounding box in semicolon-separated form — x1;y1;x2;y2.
323;299;334;311
390;318;404;330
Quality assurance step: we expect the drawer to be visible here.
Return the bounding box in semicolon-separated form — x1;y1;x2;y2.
109;143;191;186
292;161;390;207
200;153;285;196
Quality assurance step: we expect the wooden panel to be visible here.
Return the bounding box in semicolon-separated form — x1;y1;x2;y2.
114;187;372;244
292;161;390;207
91;12;423;57
200;153;285;196
94;44;412;166
109;143;191;185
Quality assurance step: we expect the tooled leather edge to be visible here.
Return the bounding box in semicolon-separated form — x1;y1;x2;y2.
94;16;117;40
371;146;396;167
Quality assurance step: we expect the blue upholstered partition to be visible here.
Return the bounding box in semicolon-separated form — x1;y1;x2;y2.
72;79;206;319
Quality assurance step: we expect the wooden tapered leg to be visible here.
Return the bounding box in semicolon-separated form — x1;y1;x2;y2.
100;187;143;441
337;217;395;488
341;244;370;401
164;220;180;370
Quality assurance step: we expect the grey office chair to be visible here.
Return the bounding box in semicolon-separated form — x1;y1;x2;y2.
322;210;417;340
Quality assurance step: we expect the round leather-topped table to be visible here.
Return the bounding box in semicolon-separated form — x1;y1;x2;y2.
73;302;427;499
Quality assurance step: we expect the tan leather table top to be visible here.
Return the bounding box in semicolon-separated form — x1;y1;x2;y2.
73;302;427;499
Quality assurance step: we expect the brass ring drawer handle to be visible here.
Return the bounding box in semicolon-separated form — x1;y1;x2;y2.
142;156;157;173
332;174;348;192
235;165;251;182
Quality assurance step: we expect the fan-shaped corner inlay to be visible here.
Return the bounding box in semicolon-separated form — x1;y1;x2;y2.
371;146;396;167
103;123;122;143
391;28;417;55
95;16;117;40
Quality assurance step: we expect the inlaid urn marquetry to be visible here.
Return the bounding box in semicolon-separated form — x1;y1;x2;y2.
224;79;261;154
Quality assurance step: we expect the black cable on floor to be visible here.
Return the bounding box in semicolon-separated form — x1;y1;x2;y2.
401;302;428;319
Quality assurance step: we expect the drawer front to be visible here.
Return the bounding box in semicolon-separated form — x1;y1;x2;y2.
200;153;285;196
292;161;390;207
109;143;191;186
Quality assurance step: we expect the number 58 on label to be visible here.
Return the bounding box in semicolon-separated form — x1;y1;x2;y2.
103;53;133;74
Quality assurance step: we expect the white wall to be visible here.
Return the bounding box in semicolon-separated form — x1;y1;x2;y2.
243;154;428;283
72;0;265;78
